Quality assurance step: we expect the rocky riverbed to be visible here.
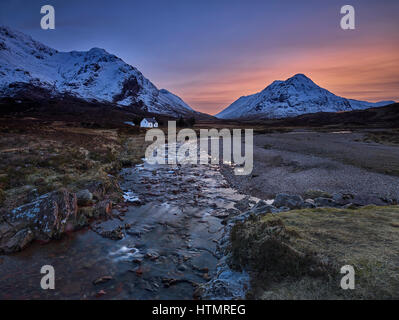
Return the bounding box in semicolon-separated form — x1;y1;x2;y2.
0;143;257;299
1;132;398;299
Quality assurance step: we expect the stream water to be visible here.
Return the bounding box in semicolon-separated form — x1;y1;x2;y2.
0;141;252;299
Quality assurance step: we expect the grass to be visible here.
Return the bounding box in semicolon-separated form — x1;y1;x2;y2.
254;127;293;135
0;120;148;211
303;189;332;199
363;130;399;145
229;205;399;299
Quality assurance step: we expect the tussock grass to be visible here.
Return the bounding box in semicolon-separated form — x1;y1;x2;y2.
0;121;147;210
230;206;399;299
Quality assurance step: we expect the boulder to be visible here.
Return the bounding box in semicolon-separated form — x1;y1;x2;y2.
273;193;304;209
314;197;339;208
248;200;276;215
234;196;252;212
304;199;316;208
0;189;79;254
332;192;354;205
76;189;93;206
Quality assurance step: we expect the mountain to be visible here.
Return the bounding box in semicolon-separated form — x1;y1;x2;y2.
216;73;395;119
0;26;197;117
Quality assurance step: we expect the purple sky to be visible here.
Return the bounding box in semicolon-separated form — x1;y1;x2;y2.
1;0;398;114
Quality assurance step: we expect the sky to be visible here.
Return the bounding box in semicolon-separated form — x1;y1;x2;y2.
0;0;398;115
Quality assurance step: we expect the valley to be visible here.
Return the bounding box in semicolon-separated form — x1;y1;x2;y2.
0;23;398;301
1;116;399;299
0;131;252;299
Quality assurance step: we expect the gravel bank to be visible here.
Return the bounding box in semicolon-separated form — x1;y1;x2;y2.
221;131;399;202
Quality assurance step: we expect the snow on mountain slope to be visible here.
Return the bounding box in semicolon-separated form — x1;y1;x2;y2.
0;26;194;117
216;74;395;119
157;89;194;112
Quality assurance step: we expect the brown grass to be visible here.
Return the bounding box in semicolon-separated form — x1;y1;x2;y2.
0;120;147;210
230;206;399;299
363;130;399;145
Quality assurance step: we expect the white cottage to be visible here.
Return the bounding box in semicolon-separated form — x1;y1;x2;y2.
140;117;158;128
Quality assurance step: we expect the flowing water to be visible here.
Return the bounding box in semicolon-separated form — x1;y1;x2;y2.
0;142;252;299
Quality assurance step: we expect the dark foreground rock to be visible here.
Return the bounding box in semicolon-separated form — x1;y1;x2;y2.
273;193;304;209
0;189;81;253
314;197;340;208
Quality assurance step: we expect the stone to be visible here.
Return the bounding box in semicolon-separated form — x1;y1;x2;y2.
92;225;124;240
342;203;358;209
0;189;79;253
248;200;276;215
196;265;250;300
93;200;112;218
314;197;339;208
95;290;107;297
145;249;160;260
273;193;304;209
0;228;34;253
332;192;353;205
275;206;291;213
93;275;113;285
304;199;316;208
234;196;252;212
76;189;93;206
177;264;187;272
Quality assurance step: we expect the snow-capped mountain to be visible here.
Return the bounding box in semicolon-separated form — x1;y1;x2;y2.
0;26;195;117
216;74;395;119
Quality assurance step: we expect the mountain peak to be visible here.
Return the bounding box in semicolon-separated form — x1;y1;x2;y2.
88;47;108;55
266;74;315;91
0;25;196;117
290;73;309;80
286;73;314;85
216;74;394;119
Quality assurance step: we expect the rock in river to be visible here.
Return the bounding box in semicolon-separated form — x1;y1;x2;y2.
0;189;80;253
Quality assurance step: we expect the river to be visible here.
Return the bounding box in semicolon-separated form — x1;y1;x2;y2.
0;141;252;299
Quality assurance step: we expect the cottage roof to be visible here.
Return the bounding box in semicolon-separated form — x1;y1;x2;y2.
143;118;157;124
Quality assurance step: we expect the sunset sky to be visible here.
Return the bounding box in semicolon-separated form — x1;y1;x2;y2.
1;0;398;114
